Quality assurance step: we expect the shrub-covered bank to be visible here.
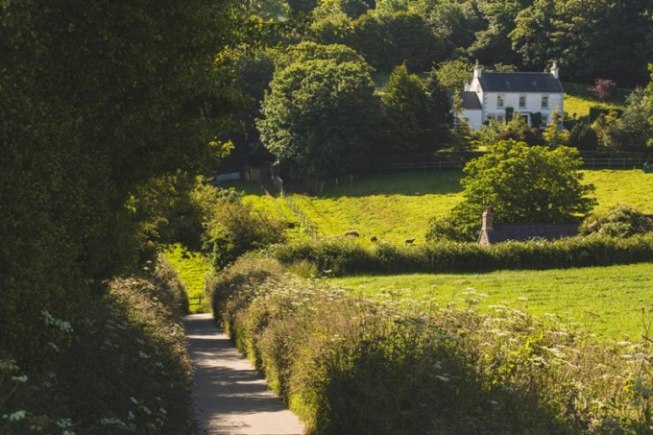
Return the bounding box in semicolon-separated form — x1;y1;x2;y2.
1;260;196;434
209;258;653;434
269;234;653;276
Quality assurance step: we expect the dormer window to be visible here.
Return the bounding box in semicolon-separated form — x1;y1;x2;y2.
497;95;504;108
519;95;526;108
541;96;549;109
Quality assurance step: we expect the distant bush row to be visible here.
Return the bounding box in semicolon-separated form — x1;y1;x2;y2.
208;257;653;434
268;233;653;276
1;259;196;434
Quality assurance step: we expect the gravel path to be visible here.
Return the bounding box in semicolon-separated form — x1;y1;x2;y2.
184;313;305;435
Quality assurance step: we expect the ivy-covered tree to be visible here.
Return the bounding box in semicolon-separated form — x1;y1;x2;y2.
427;140;595;241
258;45;381;178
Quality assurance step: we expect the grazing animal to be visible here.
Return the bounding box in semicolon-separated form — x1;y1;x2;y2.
345;230;360;237
370;235;378;242
405;238;415;245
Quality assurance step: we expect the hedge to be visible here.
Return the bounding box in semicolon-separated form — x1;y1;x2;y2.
268;234;653;276
208;257;653;434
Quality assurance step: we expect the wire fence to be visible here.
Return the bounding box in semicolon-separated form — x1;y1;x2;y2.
283;195;319;239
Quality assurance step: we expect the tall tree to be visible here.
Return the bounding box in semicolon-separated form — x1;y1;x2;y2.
382;65;432;152
511;0;653;85
258;47;381;177
0;0;240;426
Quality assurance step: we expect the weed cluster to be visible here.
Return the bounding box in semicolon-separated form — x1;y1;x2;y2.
270;233;653;276
209;257;653;434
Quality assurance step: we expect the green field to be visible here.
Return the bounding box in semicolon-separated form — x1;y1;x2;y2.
162;244;212;313
330;263;653;340
562;81;627;117
224;170;653;244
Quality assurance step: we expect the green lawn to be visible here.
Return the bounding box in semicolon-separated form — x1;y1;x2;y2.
161;244;212;313
330;263;653;340
224;170;653;244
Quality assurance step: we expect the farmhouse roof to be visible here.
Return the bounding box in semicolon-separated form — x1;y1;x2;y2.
478;72;564;94
481;223;579;244
461;91;482;110
478;208;578;245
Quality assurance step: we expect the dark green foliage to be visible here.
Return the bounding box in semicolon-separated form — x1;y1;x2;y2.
0;0;238;429
510;0;653;86
269;234;653;276
258;45;382;177
216;47;277;167
1;260;195;434
209;257;653;434
199;188;287;270
312;11;443;71
381;65;432;152
582;205;653;238
569;121;598;150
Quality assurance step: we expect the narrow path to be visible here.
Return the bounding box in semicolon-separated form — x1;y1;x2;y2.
184;313;305;435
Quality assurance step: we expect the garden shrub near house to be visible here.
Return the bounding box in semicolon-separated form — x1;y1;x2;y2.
582;205;653;238
209;257;653;434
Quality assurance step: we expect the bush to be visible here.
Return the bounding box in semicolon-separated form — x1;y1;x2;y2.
210;259;653;434
269;234;653;276
199;187;287;270
582;205;653;238
1;259;196;434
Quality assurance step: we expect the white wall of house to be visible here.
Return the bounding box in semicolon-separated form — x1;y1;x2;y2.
461;109;483;130
462;66;564;130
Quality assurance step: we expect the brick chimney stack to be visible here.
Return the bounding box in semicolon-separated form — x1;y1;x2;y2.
482;207;493;231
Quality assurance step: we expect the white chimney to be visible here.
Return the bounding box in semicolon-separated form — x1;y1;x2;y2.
550;61;559;79
473;59;482;79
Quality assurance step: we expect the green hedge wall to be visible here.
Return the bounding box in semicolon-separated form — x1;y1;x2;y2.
269;234;653;276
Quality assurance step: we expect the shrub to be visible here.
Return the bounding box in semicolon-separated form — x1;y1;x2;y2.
0;259;196;434
200;188;287;270
269;234;653;276
582;205;653;238
211;259;653;434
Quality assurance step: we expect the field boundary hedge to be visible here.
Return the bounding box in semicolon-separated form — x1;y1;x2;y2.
268;234;653;276
208;257;653;434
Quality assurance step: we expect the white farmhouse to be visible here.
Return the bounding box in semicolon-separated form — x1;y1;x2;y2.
460;62;564;131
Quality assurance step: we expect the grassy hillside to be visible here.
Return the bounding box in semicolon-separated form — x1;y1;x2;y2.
162;244;212;312
224;169;653;244
330;263;653;340
562;81;627;117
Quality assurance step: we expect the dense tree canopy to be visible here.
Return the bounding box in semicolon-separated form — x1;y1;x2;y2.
0;0;240;428
258;45;381;177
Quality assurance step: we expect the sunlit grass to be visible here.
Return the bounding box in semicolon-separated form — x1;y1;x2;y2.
228;170;653;243
161;244;212;313
330;263;653;340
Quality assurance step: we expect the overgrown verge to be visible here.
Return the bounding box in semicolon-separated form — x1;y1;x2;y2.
208;257;653;434
269;233;653;276
0;259;195;434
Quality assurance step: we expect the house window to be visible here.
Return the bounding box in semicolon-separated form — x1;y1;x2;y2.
519;95;526;108
497;95;504;108
496;114;504;122
541;96;549;109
